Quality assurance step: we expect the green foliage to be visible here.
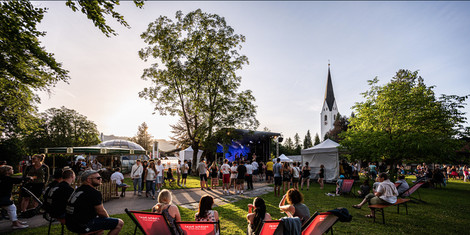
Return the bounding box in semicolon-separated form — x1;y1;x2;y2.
314;132;321;145
139;9;259;164
25;106;100;152
65;0;144;37
303;130;313;149
327;113;350;143
129;122;153;152
341;70;468;167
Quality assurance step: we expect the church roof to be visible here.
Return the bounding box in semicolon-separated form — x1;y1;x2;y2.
324;65;336;111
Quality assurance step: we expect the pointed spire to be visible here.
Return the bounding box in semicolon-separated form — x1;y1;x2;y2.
324;63;335;111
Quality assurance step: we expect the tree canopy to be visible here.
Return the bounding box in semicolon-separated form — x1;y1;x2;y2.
129;122;153;152
303;130;313;149
341;70;468;168
139;9;259;166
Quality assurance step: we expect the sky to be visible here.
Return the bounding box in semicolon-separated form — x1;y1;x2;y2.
33;1;470;142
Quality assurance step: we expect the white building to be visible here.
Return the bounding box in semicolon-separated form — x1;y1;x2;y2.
320;64;339;140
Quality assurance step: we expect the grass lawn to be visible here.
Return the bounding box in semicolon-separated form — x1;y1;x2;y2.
10;176;470;234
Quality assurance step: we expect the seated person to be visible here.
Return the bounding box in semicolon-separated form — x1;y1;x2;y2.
352;173;398;218
152;189;181;234
357;179;370;198
195;195;220;234
335;175;345;195
247;197;271;235
0;165;29;229
49;169;75;219
43;169;64;214
110;168;128;197
279;188;310;225
395;175;410;195
431;168;445;187
66;170;124;234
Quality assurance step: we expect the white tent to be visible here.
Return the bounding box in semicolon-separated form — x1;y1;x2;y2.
301;139;340;182
179;146;203;163
278;154;293;162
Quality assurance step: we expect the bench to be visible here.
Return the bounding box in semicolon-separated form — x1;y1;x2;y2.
368;198;410;224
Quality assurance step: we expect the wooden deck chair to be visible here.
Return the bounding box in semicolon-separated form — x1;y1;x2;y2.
339;179;355;197
125;209;174;235
301;212;339;235
399;182;425;202
176;221;220;235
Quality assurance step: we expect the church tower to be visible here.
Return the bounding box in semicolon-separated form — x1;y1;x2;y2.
320;63;339;140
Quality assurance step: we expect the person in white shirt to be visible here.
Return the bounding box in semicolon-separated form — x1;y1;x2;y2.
220;159;231;195
230;162;238;193
130;160;143;196
176;160;182;187
251;159;259;182
245;161;253;190
111;168;128;197
181;160;189;187
292;162;300;190
395;175;410;195
155;160;164;193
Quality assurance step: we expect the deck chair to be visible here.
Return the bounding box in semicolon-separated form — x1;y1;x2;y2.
125;209;174;235
394;182;401;188
339;179;355;197
258;220;281;235
301;212;339;235
176;221;220;235
399;182;425;202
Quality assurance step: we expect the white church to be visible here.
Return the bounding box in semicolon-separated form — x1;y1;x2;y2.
320;64;339;140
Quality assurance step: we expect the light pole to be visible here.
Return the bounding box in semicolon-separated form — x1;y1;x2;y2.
276;136;284;158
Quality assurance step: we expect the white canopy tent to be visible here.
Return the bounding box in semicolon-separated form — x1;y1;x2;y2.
301;139;340;182
277;154;293;162
179;146;203;163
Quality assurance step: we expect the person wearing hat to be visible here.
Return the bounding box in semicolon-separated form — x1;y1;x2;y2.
336;175;345;196
65;170;124;234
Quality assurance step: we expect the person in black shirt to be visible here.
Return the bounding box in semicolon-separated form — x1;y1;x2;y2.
43;168;63;214
236;160;247;195
66;170;123;234
0;165;29;229
49;169;75;218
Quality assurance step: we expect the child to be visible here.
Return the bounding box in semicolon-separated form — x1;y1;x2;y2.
166;167;175;187
335;175;345;195
357;179;370;198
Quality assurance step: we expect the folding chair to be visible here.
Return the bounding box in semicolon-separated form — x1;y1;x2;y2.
301;212;339;235
258;220;281;235
125;208;174;235
176;221;220;235
339;179;355;197
399;182;425;202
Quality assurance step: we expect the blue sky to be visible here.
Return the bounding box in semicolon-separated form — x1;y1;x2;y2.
34;1;470;142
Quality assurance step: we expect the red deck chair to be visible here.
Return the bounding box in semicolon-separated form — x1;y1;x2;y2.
339;179;355;197
176;221;219;235
258;220;281;235
301;212;339;235
399;182;425;202
394;182;401;188
125;209;174;235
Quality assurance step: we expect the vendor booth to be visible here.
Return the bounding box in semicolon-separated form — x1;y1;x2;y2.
301;139;340;182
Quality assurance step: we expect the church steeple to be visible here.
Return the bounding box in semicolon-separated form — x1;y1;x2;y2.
324;63;336;111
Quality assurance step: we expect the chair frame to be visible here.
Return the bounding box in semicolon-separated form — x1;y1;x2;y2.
301;211;339;235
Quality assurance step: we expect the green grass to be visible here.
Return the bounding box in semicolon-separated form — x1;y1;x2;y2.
10;176;470;234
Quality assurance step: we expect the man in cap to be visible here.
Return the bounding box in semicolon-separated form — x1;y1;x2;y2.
66;170;123;234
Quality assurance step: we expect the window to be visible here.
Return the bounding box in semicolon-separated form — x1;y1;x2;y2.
324;115;327;121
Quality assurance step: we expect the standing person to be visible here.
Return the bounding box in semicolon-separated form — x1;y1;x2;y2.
21;154;49;213
198;159;210;190
111;168;128;197
0;165;29;229
282;162;292;195
65;170;124;234
152;189;181;234
301;162;311;190
48;169;75;219
247;197;271;235
251;157;259;182
210;162;219;189
352;173;398;219
181;160;189;187
292;162;300;190
220;159;231;195
176;160;182;186
141;160;148;193
144;162;157;199
166;167;175;186
236;160;247;194
279;188;311;225
318;164;325;190
273;158;282;197
266;160;274;183
230;161;238;193
131;159;143;196
258;162;265;182
91;159;102;171
245;160;253;190
369;162;377;180
155;160;164;193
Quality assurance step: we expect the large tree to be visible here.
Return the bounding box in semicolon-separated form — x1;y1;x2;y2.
314;133;321;145
139;9;258;171
341;70;468;179
303;130;313;149
326;113;349;143
129;122;153;152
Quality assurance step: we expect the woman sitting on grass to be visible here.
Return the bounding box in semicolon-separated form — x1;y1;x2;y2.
195;195;220;234
357;179;370;198
279;188;311;225
352;172;398;218
152;189;181;234
247;197;271;235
